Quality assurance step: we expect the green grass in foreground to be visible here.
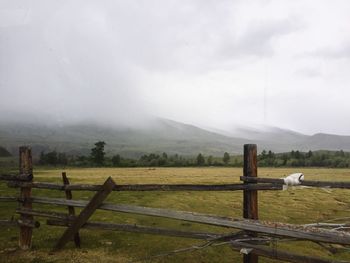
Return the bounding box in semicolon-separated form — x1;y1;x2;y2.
0;167;349;262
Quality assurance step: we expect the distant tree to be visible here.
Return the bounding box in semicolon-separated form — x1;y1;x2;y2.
158;157;166;166
196;153;205;166
162;152;168;159
39;151;67;166
76;155;89;166
111;154;121;166
39;151;46;165
90;141;106;166
281;153;288;165
223;152;230;165
46;151;58;165
207;155;213;166
57;153;68;165
260;150;267;160
336;150;345;157
291;150;295;158
306;150;313;158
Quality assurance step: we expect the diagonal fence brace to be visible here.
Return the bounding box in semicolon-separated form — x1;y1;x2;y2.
53;176;116;250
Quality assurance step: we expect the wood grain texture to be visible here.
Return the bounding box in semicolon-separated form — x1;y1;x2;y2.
62;172;81;248
18;146;33;250
243;144;258;263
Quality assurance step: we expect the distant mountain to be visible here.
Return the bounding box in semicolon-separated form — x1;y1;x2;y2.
220;125;306;152
0;119;350;157
207;125;350;153
0;119;246;157
228;125;306;142
302;133;350;151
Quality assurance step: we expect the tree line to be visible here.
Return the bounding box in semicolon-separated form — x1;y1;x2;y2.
37;141;350;168
38;141;233;167
258;149;350;168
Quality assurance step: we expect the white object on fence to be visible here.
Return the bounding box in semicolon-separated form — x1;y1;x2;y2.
281;173;304;190
240;248;253;255
283;173;304;185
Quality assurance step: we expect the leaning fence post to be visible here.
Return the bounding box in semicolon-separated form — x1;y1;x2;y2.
62;172;81;248
243;144;258;263
54;177;116;250
18;146;33;250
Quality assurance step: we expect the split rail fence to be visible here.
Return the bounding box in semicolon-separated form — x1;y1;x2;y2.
0;145;350;263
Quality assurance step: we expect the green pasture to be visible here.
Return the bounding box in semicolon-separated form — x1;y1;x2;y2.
0;167;349;262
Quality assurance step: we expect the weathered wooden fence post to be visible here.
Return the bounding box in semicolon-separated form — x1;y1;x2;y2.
62;172;81;248
243;144;258;263
19;146;33;250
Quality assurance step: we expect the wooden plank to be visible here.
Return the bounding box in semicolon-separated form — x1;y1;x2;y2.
25;196;350;245
230;241;341;263
8;181;64;190
54;177;116;250
240;177;284;184
0;196;18;202
62;172;81;248
0;174;33;181
47;219;221;240
301;180;350;188
18;146;33;250
16;208;73;221
243;144;258;263
0;219;39;228
11;178;350;191
49;218;344;263
240;176;350;188
17;208;232;241
7;181;283;191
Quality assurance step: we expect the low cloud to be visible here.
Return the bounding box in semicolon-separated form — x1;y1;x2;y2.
1;0;350;135
294;68;321;78
219;18;300;58
303;43;350;60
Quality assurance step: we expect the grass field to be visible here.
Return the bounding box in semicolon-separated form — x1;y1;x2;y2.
0;167;350;262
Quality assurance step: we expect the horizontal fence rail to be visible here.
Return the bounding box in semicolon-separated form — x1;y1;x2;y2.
240;176;350;188
0;219;39;228
0;173;33;181
47;219;223;240
3;196;350;245
6;181;283;191
15;208;228;240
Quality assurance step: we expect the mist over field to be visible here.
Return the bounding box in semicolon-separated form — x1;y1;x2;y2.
1;0;350;157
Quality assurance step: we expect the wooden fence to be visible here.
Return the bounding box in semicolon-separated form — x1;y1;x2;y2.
0;144;350;263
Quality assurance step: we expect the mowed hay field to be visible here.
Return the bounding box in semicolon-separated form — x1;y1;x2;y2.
0;167;350;263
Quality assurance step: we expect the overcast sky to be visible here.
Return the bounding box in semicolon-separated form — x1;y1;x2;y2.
1;0;350;135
